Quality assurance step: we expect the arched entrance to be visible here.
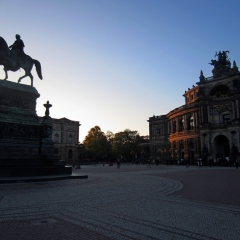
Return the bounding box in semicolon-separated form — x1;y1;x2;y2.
213;135;230;165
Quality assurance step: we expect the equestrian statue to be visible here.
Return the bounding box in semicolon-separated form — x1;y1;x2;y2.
0;34;42;86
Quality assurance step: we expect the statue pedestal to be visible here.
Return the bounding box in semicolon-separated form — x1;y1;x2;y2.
0;80;72;177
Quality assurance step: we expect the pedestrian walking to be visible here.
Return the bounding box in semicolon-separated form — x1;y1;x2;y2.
198;158;201;167
117;158;120;168
214;158;216;166
147;159;151;168
226;157;230;167
236;160;239;169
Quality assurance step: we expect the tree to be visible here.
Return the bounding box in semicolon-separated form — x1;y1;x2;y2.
140;135;149;143
83;126;109;161
112;129;142;162
105;131;115;161
106;131;114;150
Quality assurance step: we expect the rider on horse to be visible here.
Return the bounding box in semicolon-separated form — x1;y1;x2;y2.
8;34;25;67
0;34;42;86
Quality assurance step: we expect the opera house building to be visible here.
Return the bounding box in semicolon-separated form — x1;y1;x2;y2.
145;51;240;165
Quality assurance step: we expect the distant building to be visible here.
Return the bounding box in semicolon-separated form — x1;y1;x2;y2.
146;52;240;165
147;115;168;161
39;117;81;163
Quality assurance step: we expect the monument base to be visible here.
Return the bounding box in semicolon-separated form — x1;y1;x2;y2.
0;80;72;177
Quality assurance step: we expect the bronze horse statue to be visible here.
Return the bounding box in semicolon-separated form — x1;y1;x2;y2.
0;36;42;86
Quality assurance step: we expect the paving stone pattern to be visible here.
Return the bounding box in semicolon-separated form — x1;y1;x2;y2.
0;165;240;240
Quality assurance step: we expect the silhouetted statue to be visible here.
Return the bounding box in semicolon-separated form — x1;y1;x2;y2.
0;35;42;86
232;60;239;74
8;34;25;67
209;51;234;78
44;101;52;117
199;70;205;82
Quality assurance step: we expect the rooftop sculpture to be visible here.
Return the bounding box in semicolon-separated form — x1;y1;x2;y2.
209;51;239;78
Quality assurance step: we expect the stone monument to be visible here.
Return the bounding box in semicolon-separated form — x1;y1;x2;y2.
0;35;72;177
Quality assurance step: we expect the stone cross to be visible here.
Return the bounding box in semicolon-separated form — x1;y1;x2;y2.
43;101;52;117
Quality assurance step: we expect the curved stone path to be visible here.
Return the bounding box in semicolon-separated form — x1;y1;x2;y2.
0;165;239;239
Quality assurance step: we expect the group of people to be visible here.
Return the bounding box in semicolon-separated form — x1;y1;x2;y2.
147;159;161;167
207;157;239;168
115;158;154;168
113;157;239;169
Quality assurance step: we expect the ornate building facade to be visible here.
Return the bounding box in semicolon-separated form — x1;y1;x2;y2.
147;51;240;165
39;117;81;163
147;115;169;162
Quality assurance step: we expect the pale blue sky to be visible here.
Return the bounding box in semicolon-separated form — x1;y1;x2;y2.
1;0;240;142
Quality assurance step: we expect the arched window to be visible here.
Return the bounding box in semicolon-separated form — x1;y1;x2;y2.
223;113;230;123
54;133;59;143
182;118;185;130
155;128;160;136
178;117;184;132
68;149;72;159
68;134;73;144
173;119;176;133
210;85;230;99
190;116;194;129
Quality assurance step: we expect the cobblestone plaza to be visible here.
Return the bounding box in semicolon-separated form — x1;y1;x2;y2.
0;165;239;240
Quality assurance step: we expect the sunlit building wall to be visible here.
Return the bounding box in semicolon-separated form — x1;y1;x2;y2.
148;60;240;165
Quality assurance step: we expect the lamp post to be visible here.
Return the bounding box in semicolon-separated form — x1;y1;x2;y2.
76;143;83;169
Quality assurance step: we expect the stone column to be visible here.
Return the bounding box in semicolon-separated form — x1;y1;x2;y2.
236;99;239;118
184;115;187;130
207;105;210;123
176;117;179;132
200;106;204;123
237;131;240;152
184;139;188;158
193;112;196;128
232;101;235;119
207;134;210;155
195;111;198;128
229;131;234;149
200;135;203;154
